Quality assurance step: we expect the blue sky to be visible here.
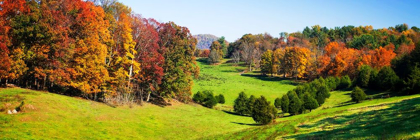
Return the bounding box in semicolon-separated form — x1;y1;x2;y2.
119;0;420;42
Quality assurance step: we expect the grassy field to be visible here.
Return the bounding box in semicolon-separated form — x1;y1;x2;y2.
0;88;255;139
193;58;297;106
211;90;420;139
2;59;420;139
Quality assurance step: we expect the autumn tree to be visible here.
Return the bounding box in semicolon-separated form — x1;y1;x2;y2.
131;16;164;102
158;22;199;102
260;50;275;76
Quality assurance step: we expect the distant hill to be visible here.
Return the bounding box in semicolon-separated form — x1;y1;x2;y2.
194;34;219;50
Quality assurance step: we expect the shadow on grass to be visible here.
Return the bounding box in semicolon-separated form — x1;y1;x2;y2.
222;110;249;117
232;122;263;126
286;97;420;140
240;74;299;86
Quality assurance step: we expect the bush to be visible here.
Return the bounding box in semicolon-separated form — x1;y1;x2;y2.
369;69;379;89
356;65;373;87
201;91;217;108
251;96;277;124
280;94;289;113
404;66;420;94
274;97;281;109
351;86;367;103
325;76;339;91
339;75;352;89
247;95;256;115
316;85;330;105
234;92;249;115
287;91;302;115
303;93;319;112
203;94;218;108
216;94;225;104
193;91;206;104
376;66;400;90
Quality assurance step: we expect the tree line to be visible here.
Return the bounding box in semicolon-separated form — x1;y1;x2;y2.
0;0;199;105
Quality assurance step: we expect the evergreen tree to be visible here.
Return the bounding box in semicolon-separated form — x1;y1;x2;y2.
233;92;249;115
251;96;277;124
351;86;367;103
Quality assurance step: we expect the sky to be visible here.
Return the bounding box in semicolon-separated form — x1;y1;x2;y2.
119;0;420;42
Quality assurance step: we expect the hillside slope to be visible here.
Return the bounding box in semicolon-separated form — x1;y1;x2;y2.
0;88;254;139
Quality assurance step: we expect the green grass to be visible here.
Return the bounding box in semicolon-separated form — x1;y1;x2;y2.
2;59;420;139
0;88;255;139
210;89;420;139
193;58;297;106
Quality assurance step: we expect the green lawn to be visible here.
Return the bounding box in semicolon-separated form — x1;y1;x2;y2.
193;58;297;106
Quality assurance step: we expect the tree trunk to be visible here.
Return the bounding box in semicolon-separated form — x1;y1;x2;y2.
43;75;47;90
146;92;151;102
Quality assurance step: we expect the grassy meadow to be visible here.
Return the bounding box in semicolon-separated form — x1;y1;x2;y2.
1;58;420;139
193;58;297;106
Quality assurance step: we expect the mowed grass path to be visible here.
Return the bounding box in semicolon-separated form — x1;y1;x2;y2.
193;58;297;106
0;88;255;139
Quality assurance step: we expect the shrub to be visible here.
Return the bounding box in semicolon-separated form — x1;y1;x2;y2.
193;91;206;104
356;65;373;87
216;94;225;104
201;91;217;108
247;95;256;115
281;94;289;113
203;94;218;108
404;66;420;94
303;93;319;112
251;96;277;124
325;76;338;91
339;75;352;89
234;92;249;115
369;69;379;89
287;91;302;115
351;86;367;103
376;66;400;90
274;97;281;109
316;85;330;105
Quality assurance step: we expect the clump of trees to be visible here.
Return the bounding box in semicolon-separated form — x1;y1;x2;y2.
193;90;225;108
208;37;228;64
0;0;200;105
233;92;277;124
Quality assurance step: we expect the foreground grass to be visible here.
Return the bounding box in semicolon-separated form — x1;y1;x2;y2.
211;89;420;139
193;58;297;106
0;88;255;139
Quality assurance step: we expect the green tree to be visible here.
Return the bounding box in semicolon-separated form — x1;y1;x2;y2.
247;95;256;115
356;65;373;87
339;75;352;89
193;91;206;104
303;93;319;112
376;66;400;90
216;94;225;104
404;66;420;94
287;91;302;115
316;85;330;105
251;96;277;124
281;94;289;113
274;97;281;109
351;86;367;103
202;91;217;108
234;92;249;115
